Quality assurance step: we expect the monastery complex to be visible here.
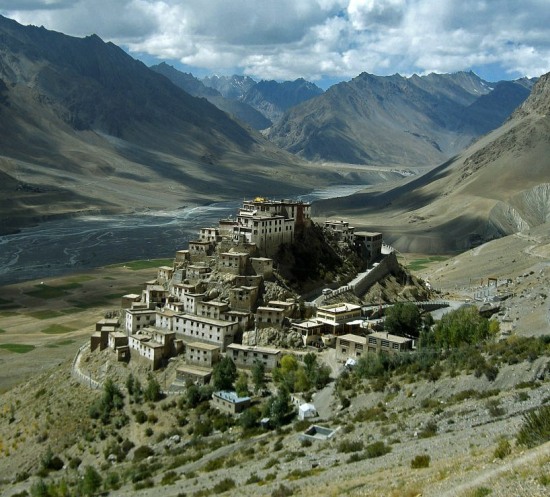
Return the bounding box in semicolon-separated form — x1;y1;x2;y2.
90;197;411;388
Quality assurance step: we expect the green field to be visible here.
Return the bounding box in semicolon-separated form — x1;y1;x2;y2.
45;339;76;348
0;343;35;353
406;256;449;271
108;258;173;271
30;310;64;320
25;282;82;299
40;324;75;335
0;311;19;317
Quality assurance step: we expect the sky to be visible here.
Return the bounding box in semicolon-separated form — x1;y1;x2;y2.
1;0;549;88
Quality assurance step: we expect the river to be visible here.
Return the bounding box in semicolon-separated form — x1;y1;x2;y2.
0;185;367;285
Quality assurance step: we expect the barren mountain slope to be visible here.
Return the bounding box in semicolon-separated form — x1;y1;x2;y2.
313;72;550;253
0;16;330;234
268;71;531;166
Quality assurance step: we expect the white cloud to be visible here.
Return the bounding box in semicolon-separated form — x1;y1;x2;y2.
1;0;549;83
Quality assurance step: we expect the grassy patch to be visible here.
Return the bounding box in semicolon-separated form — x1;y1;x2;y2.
67;275;95;283
0;311;20;317
406;256;448;271
61;307;86;315
45;339;76;348
104;293;124;300
67;299;110;309
30;310;64;320
0;343;35;353
25;282;82;299
0;329;5;334
40;324;75;335
109;259;173;271
0;298;21;310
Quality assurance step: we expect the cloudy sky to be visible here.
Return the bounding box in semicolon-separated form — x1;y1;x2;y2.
1;0;549;87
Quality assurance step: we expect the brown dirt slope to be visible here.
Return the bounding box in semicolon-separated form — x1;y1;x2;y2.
313;73;550;254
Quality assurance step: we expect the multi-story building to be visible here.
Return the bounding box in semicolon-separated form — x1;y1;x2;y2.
185;341;221;367
173;314;239;350
324;220;355;244
315;303;362;335
227;343;281;371
335;331;412;361
355;231;383;260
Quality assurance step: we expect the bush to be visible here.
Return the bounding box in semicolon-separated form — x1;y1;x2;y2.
337;439;364;453
486;399;505;418
418;421;438;438
493;438;511;459
213;478;236;494
134;410;147;423
411;454;430;468
365;441;391;458
133;445;155;462
271;483;294;497
516;405;550;448
161;470;180;485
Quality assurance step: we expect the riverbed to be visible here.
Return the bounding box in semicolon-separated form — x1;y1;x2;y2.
0;185;368;285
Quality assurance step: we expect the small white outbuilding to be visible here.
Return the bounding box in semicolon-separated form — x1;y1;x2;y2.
298;402;317;420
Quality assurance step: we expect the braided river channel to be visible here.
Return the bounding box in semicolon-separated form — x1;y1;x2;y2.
0;185;366;285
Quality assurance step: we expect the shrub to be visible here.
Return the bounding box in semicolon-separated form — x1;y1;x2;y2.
486;399;505;418
213;478;236;493
365;441;391;458
134;478;154;490
104;471;121;490
271;483;294;497
134;410;147;423
410;454;430;468
418;421;438;438
347;452;364;463
161;470;180;485
516;405;550;448
493;438;511;459
204;457;225;472
337;439;364;453
133;445;154;462
471;488;492;497
246;473;261;484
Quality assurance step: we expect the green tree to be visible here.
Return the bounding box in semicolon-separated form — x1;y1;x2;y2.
126;373;135;396
30;479;49;497
251;360;266;394
434;306;491;348
212;357;237;391
235;371;250;397
294;367;311;392
384;302;421;337
186;384;201;408
133;378;143;404
80;466;102;496
273;354;299;392
240;406;261;430
269;386;293;427
144;374;163;402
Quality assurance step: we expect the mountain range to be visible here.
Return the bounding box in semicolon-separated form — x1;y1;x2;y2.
0;13;545;251
268;71;533;166
0;15;333;234
313;72;550;253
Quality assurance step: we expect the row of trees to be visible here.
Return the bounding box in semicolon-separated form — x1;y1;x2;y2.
384;302;499;348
